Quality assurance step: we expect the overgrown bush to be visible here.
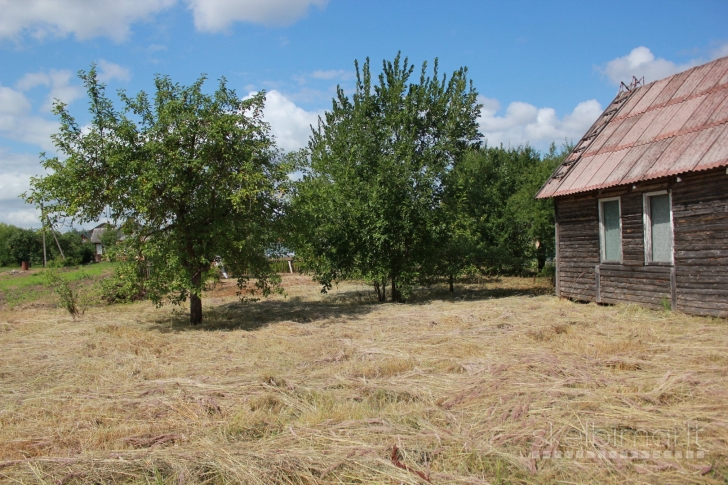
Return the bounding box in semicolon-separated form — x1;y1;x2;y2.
43;269;82;320
101;263;148;303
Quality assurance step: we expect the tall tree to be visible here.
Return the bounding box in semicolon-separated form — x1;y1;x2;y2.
25;67;286;323
6;228;41;266
290;54;481;301
505;143;569;271
446;144;568;275
0;223;23;266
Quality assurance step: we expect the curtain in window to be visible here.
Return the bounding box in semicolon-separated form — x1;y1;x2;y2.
602;200;621;261
650;194;672;262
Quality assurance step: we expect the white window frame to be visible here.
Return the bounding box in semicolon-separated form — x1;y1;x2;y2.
643;190;674;265
598;196;623;263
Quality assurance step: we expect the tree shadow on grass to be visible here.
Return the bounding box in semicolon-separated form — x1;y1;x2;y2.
149;277;554;332
151;293;380;333
407;279;555;305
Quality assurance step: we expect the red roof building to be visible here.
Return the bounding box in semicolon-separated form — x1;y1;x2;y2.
537;56;728;317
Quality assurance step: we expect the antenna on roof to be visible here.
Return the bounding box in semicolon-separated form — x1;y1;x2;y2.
619;76;645;94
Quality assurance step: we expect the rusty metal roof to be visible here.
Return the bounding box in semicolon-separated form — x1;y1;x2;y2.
537;55;728;199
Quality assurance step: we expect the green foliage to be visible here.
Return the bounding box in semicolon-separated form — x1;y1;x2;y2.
0;222;93;268
100;259;150;303
444;143;569;275
98;225;120;261
55;229;95;266
6;228;41;265
0;223;22;266
43;269;82;320
290;53;481;301
25;66;288;323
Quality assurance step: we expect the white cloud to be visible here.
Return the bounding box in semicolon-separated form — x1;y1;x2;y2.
0;83;58;149
0;85;32;116
185;0;328;32
2;206;41;228
600;46;700;86
252;90;320;152
0;0;328;42
477;95;602;151
0;151;44;227
17;69;83;112
310;69;353;81
253;89;601;154
0;0;176;42
0;172;33;202
97;60;131;83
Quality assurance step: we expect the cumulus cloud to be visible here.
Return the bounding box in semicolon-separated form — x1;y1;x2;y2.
0;85;32;116
599;46;700;86
185;0;328;32
16;69;83;112
257;90;321;152
0;0;176;42
0;83;58;149
253;89;601;154
0;172;33;201
0;0;328;42
97;60;131;83
477;95;602;151
1;204;41;227
0;151;44;227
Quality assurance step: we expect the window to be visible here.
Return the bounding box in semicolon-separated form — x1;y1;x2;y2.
644;191;673;263
599;197;622;262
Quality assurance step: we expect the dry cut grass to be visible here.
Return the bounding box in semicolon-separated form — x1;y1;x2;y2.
0;275;727;484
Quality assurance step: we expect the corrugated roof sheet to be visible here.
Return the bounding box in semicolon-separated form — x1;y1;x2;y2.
537;55;728;199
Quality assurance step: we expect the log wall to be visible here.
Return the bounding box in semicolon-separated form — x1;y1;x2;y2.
672;168;728;317
555;167;728;317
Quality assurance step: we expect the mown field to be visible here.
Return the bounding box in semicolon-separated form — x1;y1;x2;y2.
0;273;726;484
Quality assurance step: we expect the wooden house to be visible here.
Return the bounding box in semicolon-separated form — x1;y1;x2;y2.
537;56;728;317
86;223;124;263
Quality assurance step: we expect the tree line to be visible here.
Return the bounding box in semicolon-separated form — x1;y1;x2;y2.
0;224;96;267
24;54;568;323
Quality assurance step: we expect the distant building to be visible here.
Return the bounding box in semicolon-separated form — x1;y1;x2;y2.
85;223;123;262
537;56;728;317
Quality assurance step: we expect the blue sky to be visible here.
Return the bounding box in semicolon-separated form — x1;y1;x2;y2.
1;0;727;227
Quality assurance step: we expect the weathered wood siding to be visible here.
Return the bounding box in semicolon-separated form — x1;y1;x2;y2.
555;194;599;301
672;168;728;317
555;167;728;317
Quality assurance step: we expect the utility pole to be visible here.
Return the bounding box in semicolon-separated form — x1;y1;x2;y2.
45;211;65;261
41;202;47;267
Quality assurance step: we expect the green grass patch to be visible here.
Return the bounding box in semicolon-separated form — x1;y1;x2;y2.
0;262;118;308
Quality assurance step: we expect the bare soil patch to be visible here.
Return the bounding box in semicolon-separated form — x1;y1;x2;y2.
0;275;726;484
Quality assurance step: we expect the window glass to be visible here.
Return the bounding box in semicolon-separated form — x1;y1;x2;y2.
602;200;621;261
650;194;672;262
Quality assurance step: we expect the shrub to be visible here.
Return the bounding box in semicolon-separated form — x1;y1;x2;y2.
43;269;82;320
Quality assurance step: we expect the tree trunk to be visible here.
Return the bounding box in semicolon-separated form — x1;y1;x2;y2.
190;270;203;325
391;277;400;303
449;274;454;293
374;281;385;302
537;247;546;272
